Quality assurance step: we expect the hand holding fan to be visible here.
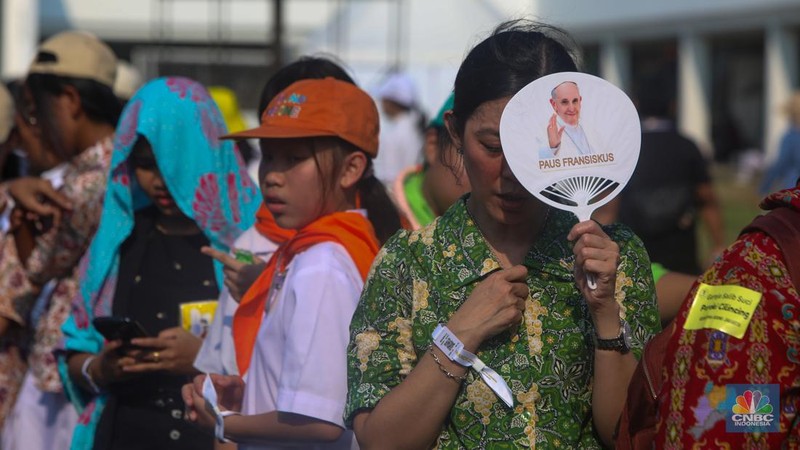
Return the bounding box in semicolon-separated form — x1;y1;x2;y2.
499;72;641;288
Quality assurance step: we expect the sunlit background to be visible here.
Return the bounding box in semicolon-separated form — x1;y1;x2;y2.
2;0;799;245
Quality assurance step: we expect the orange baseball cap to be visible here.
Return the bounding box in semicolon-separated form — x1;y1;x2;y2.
224;77;379;158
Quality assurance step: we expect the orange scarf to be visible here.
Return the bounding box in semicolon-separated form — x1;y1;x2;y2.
233;211;379;375
255;205;295;243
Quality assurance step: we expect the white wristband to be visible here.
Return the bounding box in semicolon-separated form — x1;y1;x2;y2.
202;374;236;443
80;355;102;394
431;324;514;407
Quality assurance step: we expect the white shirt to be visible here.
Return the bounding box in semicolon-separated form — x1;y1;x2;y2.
240;241;362;450
558;119;594;157
539;118;600;160
374;111;424;187
194;225;279;375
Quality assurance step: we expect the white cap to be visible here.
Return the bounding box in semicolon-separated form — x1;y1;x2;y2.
376;73;418;109
113;60;143;101
28;31;118;88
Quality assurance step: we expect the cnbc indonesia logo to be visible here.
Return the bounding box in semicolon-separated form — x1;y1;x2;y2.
730;389;774;428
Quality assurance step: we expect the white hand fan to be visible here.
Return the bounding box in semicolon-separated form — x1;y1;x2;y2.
500;72;641;288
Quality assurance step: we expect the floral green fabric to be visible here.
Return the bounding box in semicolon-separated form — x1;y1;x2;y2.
346;197;660;449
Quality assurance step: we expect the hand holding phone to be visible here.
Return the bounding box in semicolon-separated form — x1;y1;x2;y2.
93;316;150;343
123;327;203;375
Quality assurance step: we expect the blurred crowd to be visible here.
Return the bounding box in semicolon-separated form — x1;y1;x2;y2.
0;21;797;450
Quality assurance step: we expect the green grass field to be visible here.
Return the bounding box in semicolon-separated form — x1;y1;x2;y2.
697;163;763;263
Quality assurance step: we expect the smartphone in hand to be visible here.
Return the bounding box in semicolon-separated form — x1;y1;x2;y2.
92;317;150;343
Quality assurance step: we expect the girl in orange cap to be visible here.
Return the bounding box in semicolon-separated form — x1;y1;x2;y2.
184;77;395;449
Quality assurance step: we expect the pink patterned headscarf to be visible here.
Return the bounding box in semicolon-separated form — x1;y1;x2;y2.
58;77;259;450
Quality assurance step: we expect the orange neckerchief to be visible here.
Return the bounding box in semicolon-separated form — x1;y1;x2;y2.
233;211;379;375
255;205;296;243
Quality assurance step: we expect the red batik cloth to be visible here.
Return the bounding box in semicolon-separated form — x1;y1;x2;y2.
655;183;800;449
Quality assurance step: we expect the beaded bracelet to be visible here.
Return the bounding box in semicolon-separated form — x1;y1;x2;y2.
428;345;467;383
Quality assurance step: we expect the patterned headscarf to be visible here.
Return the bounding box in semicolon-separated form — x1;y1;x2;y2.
58;77;260;450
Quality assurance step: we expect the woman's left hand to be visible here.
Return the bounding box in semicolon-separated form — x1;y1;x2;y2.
123;327;202;375
569;220;621;323
6;177;72;228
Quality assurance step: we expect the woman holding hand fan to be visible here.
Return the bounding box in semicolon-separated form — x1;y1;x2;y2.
345;20;660;449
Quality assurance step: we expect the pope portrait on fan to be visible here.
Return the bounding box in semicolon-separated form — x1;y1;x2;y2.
539;81;601;160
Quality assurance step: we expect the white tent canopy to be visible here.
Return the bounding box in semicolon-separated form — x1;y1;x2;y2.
299;0;524;117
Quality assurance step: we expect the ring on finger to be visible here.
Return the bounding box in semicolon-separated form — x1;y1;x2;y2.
152;351;160;363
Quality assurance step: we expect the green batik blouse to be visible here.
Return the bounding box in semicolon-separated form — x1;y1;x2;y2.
345;197;660;449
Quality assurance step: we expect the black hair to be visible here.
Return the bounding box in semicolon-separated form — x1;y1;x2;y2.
258;55;356;117
435;125;462;172
129;136;158;172
308;137;402;245
449;20;580;138
355;164;403;244
24;73;121;159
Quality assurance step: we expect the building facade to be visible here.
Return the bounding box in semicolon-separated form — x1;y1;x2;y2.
540;0;800;161
2;0;797;160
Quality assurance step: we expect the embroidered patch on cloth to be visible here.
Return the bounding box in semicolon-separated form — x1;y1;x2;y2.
266;93;306;118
